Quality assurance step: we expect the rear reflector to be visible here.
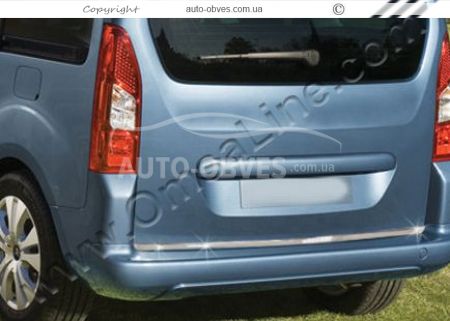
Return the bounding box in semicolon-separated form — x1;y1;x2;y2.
89;24;142;173
434;33;450;162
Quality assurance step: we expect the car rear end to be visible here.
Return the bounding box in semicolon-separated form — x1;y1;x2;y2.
64;18;450;303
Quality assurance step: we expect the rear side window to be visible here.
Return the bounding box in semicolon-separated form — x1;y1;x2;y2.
149;19;427;84
0;19;93;64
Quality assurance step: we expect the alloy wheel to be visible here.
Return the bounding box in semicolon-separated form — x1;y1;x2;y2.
0;196;40;311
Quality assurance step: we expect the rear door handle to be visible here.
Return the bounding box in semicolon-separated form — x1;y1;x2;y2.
198;153;396;180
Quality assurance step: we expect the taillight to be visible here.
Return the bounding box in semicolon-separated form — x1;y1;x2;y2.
89;24;142;173
434;33;450;161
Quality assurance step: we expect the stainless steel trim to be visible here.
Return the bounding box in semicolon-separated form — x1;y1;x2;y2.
134;226;425;252
198;153;396;180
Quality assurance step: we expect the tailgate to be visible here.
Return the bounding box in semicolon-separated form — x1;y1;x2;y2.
129;18;443;251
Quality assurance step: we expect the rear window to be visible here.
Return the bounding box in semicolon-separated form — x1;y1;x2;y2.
149;19;427;84
0;19;93;64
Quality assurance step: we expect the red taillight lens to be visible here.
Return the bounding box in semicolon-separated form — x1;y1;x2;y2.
434;33;450;162
89;24;142;173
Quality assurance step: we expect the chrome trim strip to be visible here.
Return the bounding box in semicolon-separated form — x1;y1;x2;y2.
134;226;425;252
198;153;396;180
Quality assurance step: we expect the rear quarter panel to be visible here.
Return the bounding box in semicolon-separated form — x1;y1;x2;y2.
0;19;103;208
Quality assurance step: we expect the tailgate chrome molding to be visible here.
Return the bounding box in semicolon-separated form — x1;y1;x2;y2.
198;154;396;180
134;226;425;252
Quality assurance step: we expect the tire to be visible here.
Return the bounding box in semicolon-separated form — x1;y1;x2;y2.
309;279;404;315
0;171;94;321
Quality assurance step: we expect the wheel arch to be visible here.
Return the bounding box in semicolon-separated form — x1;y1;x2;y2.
0;145;56;207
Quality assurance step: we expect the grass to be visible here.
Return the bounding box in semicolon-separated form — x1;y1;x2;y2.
90;267;449;321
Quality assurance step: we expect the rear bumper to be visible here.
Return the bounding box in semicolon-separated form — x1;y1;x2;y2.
74;225;450;301
51;167;450;301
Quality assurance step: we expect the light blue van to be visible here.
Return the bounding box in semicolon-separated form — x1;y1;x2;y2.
0;18;449;321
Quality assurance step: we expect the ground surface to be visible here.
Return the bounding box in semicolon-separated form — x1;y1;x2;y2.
90;266;449;321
